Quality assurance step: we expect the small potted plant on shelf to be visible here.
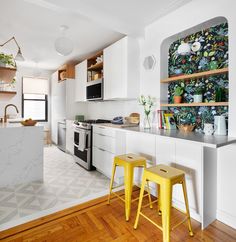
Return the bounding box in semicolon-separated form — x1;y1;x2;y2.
194;86;203;103
173;86;183;104
0;53;16;68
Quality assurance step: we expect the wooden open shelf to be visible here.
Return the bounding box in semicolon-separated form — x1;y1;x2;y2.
160;102;229;107
0;66;17;83
87;61;103;71
161;67;228;83
0;91;17;94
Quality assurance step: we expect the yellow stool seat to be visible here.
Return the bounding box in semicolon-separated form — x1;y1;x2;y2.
134;164;193;242
107;153;153;221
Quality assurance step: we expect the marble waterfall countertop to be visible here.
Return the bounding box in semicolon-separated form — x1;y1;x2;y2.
93;123;236;148
0;123;44;188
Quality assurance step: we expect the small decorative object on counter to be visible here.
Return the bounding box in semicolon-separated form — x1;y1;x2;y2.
194;86;203;103
214;115;227;135
164;113;176;130
177;124;195;132
139;95;155;129
173;86;183;103
21;118;37;126
203;123;214;135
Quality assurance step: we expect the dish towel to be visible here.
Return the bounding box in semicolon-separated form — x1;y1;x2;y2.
78;129;86;151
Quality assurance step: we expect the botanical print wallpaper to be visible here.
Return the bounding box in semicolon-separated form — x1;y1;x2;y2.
167;22;228;132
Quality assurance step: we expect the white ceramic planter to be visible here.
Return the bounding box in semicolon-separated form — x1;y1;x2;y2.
194;94;202;103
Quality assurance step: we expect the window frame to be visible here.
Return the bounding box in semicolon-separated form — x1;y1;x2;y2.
22;93;48;122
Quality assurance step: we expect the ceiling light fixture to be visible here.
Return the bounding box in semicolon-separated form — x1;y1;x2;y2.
55;25;74;56
0;36;25;61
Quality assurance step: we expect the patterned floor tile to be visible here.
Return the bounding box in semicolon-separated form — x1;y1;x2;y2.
0;146;110;225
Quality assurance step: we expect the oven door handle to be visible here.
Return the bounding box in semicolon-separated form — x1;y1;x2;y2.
74;143;89;151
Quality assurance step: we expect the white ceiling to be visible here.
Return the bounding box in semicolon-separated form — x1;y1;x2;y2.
0;0;192;70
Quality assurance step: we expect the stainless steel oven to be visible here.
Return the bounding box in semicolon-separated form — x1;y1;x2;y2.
74;123;92;170
73;119;111;170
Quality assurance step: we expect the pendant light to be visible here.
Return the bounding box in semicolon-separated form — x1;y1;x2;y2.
55;25;74;56
0;36;25;61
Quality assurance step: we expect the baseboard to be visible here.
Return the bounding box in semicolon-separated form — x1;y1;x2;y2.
217;209;236;229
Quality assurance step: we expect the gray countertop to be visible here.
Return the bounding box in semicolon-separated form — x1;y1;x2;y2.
93;124;236;148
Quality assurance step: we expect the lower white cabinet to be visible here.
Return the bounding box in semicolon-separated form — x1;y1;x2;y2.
92;125;125;184
66;120;74;154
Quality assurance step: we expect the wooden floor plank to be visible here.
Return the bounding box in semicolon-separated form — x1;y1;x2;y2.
1;188;236;242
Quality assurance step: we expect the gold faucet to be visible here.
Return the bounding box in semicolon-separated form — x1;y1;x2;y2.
4;104;19;123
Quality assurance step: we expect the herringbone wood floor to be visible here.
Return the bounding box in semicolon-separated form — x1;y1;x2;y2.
1;189;236;242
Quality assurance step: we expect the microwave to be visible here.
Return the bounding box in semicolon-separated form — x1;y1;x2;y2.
86;79;103;101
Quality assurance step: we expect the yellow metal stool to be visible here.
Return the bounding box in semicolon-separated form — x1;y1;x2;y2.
134;164;193;242
107;153;153;221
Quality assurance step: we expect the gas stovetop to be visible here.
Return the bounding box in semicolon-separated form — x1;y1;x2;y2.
74;119;111;130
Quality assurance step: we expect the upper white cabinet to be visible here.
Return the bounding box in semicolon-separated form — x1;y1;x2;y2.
75;60;87;102
103;36;140;100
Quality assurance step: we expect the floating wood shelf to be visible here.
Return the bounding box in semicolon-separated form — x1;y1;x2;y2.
0;91;17;94
161;68;228;83
160;102;229;107
87;61;103;71
0;66;17;83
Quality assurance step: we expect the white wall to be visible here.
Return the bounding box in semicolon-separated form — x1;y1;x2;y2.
0;66;52;128
139;0;236;228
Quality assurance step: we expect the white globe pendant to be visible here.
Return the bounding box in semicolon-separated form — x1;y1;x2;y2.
55;25;74;56
55;37;73;56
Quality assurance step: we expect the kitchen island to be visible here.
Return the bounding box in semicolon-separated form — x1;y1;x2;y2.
0;123;44;188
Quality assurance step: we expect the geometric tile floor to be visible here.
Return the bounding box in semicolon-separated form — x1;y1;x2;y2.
0;146;110;226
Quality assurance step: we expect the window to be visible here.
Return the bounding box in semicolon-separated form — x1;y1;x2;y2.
22;77;49;122
22;94;48;121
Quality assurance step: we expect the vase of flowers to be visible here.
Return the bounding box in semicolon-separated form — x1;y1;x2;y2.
139;95;154;129
194;86;203;103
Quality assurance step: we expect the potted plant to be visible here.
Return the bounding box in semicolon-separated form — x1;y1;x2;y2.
194;86;203;103
139;95;155;129
0;52;16;67
173;86;183;104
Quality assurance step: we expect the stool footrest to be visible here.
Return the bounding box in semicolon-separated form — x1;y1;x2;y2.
111;192;126;202
140;212;163;231
171;217;188;231
141;199;158;208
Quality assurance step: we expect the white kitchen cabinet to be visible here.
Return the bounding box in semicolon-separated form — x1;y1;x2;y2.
75;60;87;102
126;132;156;188
51;71;66;144
92;125;126;184
103;36;140;100
66;120;74;154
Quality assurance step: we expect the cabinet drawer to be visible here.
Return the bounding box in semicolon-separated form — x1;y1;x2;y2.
93;133;115;153
93;147;123;183
93;125;116;138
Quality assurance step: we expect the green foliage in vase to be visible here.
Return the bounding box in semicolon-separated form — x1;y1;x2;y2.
194;86;203;95
139;95;155;116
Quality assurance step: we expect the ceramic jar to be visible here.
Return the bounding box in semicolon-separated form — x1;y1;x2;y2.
193;94;202;103
204;123;214;135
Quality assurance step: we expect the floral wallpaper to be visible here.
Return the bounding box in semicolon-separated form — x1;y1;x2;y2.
167;22;228;132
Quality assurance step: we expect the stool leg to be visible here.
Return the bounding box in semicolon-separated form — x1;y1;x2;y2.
182;179;194;237
124;165;134;221
157;184;162;215
146;180;153;209
143;164;153;209
107;163;116;205
161;182;172;242
134;172;146;229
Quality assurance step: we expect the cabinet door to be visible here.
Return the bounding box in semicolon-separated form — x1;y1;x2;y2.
51;71;66;144
173;141;202;219
75;60;87;102
104;38;126;100
66;120;74;154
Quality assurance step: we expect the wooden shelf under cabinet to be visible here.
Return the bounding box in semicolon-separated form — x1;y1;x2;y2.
161;67;228;83
0;91;17;94
160;102;229;107
87;61;103;71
